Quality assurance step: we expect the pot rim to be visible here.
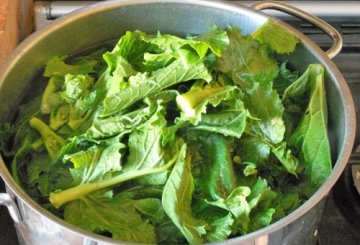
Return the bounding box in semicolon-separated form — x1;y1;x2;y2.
0;0;356;244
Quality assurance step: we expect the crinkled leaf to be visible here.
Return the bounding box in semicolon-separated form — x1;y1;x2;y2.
102;58;212;117
274;61;299;96
207;186;251;232
123;109;168;185
206;213;234;242
194;99;248;138
64;142;125;184
64;191;156;244
244;83;285;144
216;26;279;86
252;19;300;54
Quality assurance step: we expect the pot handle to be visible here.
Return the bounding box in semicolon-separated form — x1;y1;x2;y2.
0;192;22;223
252;1;343;59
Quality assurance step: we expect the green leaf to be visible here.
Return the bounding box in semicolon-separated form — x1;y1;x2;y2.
283;66;311;102
162;144;207;244
64;191;156;244
132;198;166;223
288;64;332;189
198;133;237;200
144;27;228;58
27;153;51;184
216;26;279;86
49;137;179;208
236;135;271;164
111;30;155;63
206;213;234;242
252;19;300;54
143;52;176;71
87;106;151;139
43;55;99;77
271;142;299;176
192;97;248;138
249;208;275;232
274;61;299;96
64;141;125;184
248;178;277;210
244;83;285;144
86;90;176;139
101;58;212;117
193;26;230;57
207;186;251;232
123;109;168;185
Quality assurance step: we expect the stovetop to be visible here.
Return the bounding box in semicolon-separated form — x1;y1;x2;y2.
1;1;360;245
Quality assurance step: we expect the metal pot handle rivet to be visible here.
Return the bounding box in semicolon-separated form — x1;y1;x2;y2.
252;1;343;59
0;193;23;223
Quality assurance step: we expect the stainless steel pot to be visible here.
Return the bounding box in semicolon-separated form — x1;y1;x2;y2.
0;1;356;244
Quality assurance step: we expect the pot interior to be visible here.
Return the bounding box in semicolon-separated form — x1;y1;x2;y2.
0;1;355;244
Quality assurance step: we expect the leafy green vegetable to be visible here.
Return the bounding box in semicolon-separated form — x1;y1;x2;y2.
49;143;179;208
198;133;237;200
252;19;300;54
64;191;156;244
43;55;99;77
205;213;234;242
271;142;299;176
123;107;169;185
176;81;241;125
274;61;299;96
216;26;279;86
244;82;285;144
193;98;248;138
0;21;334;245
162;144;208;244
236;135;270;164
101;58;212;117
288;64;332;189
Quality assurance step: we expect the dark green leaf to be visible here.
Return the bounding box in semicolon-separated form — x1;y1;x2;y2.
198;133;237;200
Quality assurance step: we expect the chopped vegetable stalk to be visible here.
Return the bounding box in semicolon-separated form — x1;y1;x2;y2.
29;117;65;162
